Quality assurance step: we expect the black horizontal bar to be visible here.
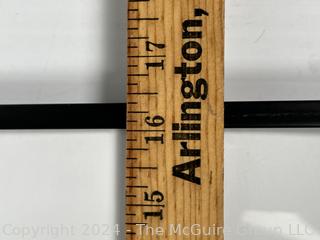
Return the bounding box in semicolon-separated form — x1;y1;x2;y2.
0;104;125;129
225;101;320;128
0;101;319;129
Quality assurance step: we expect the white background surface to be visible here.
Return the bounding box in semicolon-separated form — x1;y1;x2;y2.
0;0;319;239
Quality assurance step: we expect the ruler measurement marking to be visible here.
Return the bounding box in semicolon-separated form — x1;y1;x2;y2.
126;223;147;225
128;73;149;76
126;176;137;179
126;148;149;151
126;185;148;189
127;111;149;114
127;92;158;95
126;213;136;216
126;194;137;198
126;203;165;207
128;17;159;21
127;166;158;170
126;194;137;197
128;36;149;40
127;129;164;132
128;55;165;58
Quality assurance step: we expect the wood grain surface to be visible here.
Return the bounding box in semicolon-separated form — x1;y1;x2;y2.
126;0;224;239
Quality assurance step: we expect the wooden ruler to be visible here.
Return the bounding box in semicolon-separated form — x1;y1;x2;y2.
126;0;224;239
